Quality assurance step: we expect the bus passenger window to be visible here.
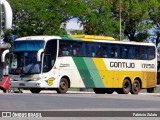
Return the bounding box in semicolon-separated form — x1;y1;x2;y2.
62;47;70;56
102;45;108;58
96;49;102;57
103;50;108;57
147;47;155;60
73;47;81;56
91;46;96;57
72;42;82;56
111;47;118;58
121;46;128;59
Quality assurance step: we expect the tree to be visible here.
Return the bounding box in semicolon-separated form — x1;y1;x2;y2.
7;0;81;37
76;0;119;38
111;0;151;41
148;0;160;46
7;0;158;43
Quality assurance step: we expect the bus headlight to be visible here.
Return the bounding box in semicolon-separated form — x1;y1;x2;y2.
32;78;41;81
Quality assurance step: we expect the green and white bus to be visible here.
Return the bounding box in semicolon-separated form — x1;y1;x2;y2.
3;35;157;94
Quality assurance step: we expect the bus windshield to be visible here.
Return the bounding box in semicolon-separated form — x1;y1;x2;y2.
14;40;44;51
9;51;41;75
9;40;45;75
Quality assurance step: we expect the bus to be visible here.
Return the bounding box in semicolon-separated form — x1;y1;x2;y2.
2;35;157;94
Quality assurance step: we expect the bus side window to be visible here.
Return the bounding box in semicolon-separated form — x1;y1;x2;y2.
111;47;118;58
128;46;135;59
102;44;109;58
140;46;147;60
87;43;95;57
82;43;87;57
59;41;71;56
72;42;82;56
62;47;70;56
102;48;108;57
121;46;128;59
147;47;155;60
88;43;101;57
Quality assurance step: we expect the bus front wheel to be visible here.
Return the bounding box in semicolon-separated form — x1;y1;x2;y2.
130;79;141;94
30;88;41;93
56;78;69;94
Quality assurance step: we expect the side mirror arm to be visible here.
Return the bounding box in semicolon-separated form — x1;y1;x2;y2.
1;49;9;62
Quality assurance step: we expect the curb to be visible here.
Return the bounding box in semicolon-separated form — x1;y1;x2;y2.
2;90;160;95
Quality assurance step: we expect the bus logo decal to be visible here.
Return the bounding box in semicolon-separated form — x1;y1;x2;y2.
48;77;55;86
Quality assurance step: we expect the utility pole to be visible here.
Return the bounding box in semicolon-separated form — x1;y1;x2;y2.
119;0;122;41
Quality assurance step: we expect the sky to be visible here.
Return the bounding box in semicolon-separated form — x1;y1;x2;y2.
65;18;83;33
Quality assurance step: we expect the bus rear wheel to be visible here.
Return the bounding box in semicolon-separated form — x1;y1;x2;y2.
56;78;69;94
93;88;106;94
116;79;131;94
130;79;141;94
30;88;41;93
147;87;154;93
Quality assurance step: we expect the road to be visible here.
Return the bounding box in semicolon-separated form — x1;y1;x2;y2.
1;91;160;120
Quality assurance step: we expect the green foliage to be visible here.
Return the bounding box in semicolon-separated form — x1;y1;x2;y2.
70;30;84;35
8;0;79;36
4;0;160;45
76;0;119;38
111;0;151;41
148;0;160;46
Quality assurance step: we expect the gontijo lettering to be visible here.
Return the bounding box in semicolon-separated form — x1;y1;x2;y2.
110;62;135;68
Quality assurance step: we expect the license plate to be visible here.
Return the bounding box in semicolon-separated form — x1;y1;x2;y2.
19;83;25;86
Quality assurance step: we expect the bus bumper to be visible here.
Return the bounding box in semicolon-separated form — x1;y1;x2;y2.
9;80;54;88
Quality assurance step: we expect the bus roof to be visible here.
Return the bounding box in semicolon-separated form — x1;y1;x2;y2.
69;35;115;41
15;36;61;41
15;35;155;47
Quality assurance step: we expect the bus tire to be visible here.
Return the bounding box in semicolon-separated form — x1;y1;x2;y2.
30;88;41;93
2;89;7;93
56;78;69;94
106;88;114;94
93;88;106;94
116;79;131;94
130;79;141;94
147;88;154;93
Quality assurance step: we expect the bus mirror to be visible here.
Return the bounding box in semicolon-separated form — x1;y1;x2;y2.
1;49;9;62
37;49;44;61
2;0;13;29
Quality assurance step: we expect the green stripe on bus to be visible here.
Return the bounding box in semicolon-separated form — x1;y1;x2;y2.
61;36;82;41
83;58;104;88
72;57;95;88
